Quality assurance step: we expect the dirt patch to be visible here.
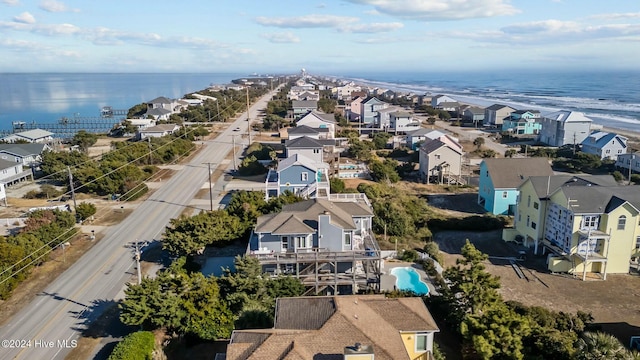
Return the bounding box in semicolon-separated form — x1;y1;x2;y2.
87;137;129;159
426;193;486;215
433;230;640;345
91;207;134;226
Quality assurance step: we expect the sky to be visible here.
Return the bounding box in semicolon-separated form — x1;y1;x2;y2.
1;0;639;74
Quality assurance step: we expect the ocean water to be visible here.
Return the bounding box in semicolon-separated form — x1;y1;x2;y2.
340;70;640;133
0;73;243;133
2;71;638;135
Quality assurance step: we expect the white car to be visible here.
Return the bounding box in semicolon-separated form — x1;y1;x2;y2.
233;127;241;131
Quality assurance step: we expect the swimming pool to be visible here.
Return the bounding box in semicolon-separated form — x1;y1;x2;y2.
390;267;429;295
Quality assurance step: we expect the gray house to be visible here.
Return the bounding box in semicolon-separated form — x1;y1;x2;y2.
484;104;515;126
249;196;380;294
538;110;592;147
292;100;318;118
265;153;330;200
419;138;463;184
580;131;628;160
360;97;388;126
462;107;485;127
0;143;49;167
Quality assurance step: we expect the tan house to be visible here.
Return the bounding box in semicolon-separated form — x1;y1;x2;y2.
219;295;440;360
484;104;515;126
419;138;463;184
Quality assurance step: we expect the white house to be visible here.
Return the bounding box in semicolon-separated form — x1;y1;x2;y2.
296;111;336;138
2;129;54;144
137;124;181;140
389;111;420;133
0;158;32;186
538;111;592;147
580;131;628;160
430;94;457;108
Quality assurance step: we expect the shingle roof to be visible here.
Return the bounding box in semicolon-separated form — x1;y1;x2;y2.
276;153;318;172
284;136;324;149
272;215;315;235
560;185;640;214
287;125;320;135
0;158;18;170
292;100;318;108
140;124;179;132
148;96;172;104
420;138;461;155
225;295;439;360
483;158;553;189
0;143;46;156
486;104;512;111
526;174;619;199
145;108;172;116
254;198;372;234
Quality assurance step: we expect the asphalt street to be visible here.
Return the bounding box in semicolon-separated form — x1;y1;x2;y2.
0;87;279;360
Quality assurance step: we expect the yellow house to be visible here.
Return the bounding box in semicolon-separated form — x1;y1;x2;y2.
541;185;640;279
512;175;619;254
220;295;440;360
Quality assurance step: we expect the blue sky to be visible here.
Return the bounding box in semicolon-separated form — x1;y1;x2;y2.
1;0;639;74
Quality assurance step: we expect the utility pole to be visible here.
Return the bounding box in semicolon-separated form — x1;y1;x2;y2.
132;240;143;285
147;137;152;165
216;100;220;121
67;166;77;213
232;135;237;171
207;163;214;211
246;86;252;144
629;154;636;185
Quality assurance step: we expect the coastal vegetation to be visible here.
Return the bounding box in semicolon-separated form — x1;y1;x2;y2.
0;209;77;299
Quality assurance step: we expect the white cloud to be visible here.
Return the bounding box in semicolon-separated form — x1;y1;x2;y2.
444;19;640;45
262;32;300;43
588;12;640;21
13;12;35;24
255;14;358;28
339;22;403;33
39;0;79;13
2;0;20;6
345;0;520;21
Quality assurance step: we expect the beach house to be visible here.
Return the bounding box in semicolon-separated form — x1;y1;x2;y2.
347;96;365;122
0;143;49;168
219;295;439;360
615;153;639;177
508;174;619;254
389;111;421;133
292;100;318;119
406;129;459;151
296;110;336;138
541;185;640;279
462;106;485;127
502;110;542;136
0;158;33;186
360;97;389;127
538;110;592;147
419;138;464;184
2;129;54;144
264;151;330;200
580;131;628;160
478;158;553;215
248;196;380;295
484;104;515;127
136;124;180;140
430;94;456;108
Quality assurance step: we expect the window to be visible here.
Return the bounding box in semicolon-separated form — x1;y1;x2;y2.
636;236;640;250
416;334;428;352
618;215;627;230
526;215;530;227
533;202;539;210
295;236;306;248
527;196;531;207
502;191;508;199
282;236;289;251
605;149;611;154
582;215;599;229
301;172;308;181
344;233;351;247
518;214;521;222
531;222;537;230
313;149;320;154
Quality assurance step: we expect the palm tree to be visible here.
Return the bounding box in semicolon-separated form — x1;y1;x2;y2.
575;331;628;360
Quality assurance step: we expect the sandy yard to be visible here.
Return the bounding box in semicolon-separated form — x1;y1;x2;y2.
430;199;640;346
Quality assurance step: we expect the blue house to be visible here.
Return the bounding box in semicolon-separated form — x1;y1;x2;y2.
265;153;329;200
501;110;542;135
478;158;553;215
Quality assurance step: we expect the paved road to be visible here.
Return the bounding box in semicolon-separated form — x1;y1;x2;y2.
0;87;280;360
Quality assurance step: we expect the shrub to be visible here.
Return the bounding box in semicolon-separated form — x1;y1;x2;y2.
108;331;155;360
399;249;420;262
76;202;97;221
424;241;444;265
23;190;40;199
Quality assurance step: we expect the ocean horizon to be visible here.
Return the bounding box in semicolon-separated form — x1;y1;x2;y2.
1;71;638;135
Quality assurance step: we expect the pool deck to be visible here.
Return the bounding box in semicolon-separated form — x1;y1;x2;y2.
381;260;439;296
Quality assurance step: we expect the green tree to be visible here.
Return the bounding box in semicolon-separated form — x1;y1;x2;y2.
505;149;517;158
317;98;337;114
372;132;392;149
72;130;98;153
238;155;268;176
75;202;97;221
575;332;629;360
108;331;155;360
369;158;400;183
162;210;245;257
330;177;346;193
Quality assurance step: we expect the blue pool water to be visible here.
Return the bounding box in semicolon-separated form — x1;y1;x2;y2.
390;267;429;295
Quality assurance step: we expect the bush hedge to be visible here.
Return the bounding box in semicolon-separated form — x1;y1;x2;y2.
108;331;155;360
427;215;508;232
